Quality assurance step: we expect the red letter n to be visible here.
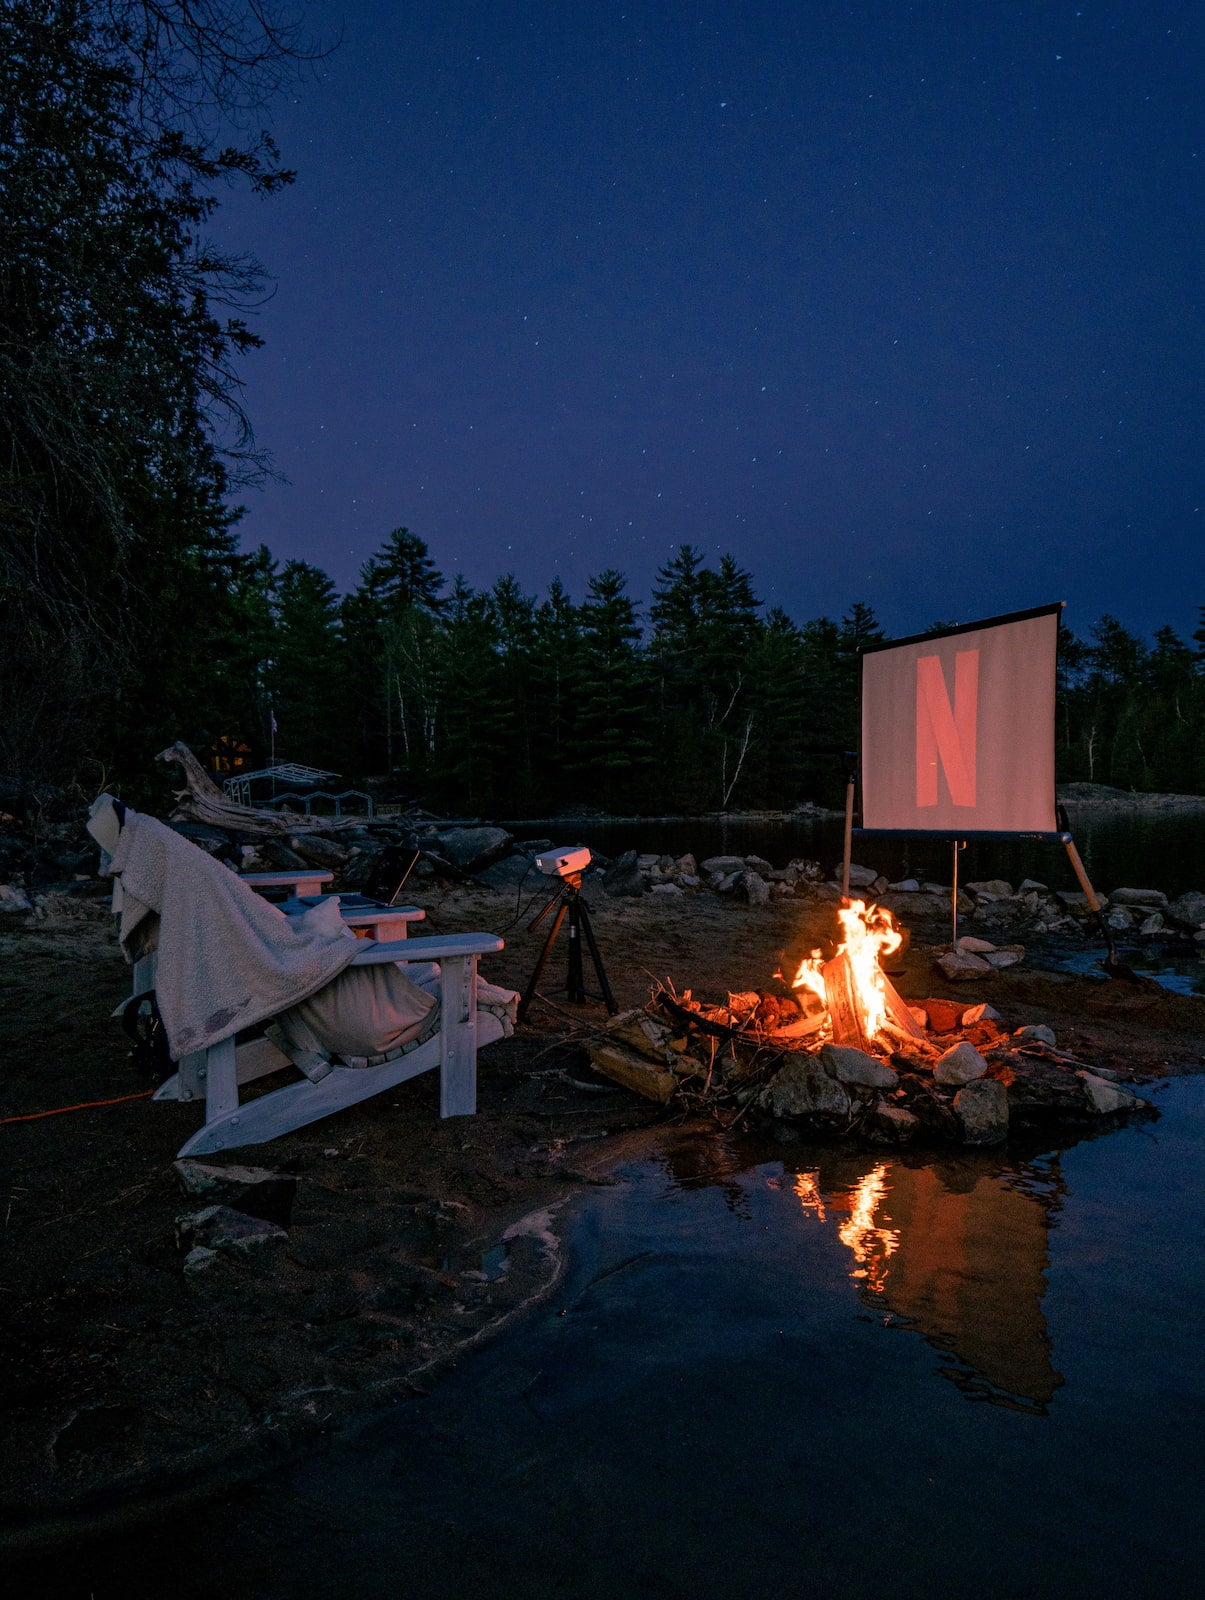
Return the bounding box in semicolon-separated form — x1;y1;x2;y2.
916;652;979;808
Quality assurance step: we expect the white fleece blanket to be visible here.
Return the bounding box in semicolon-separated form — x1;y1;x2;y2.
105;812;360;1058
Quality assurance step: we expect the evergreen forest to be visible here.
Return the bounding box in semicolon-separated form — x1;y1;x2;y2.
4;2;1203;818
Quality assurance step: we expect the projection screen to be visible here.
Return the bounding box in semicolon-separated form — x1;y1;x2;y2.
859;603;1062;836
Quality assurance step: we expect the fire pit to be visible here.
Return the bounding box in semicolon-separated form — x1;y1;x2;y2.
581;899;1153;1147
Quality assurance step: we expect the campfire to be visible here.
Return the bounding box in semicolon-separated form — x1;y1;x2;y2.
581;895;1150;1146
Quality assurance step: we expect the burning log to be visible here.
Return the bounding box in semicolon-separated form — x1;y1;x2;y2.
821;950;873;1053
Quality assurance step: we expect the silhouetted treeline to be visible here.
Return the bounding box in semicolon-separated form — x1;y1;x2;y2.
108;527;1205;814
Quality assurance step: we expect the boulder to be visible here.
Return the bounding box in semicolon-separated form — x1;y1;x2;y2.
920;997;965;1033
1079;1072;1147;1115
744;855;773;874
1167;891;1205;929
176;1204;288;1256
675;852;699;879
866;1102;920;1144
820;1043;898;1089
429;826;511;872
166;820;232;856
1018;878;1048;893
1108;887;1168;909
173;1161;297;1228
983;946;1025;969
956;936;997;953
936;950;995;982
888;878;921;892
259;839;310;871
1107;908;1135;931
954;1078;1009;1145
715;871;743;894
741;870;771;907
846;863;878;888
761;1056;850;1120
965;879;1013;900
289;833;349;869
0;883;33;913
602;850;645;897
1139;912;1165;936
1013;1024;1056;1047
701;855;748;876
961;1002;1002;1026
476;852;541;889
935;1040;989;1085
650;882;684;896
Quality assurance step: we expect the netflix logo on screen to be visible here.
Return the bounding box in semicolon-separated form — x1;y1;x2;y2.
860;605;1060;836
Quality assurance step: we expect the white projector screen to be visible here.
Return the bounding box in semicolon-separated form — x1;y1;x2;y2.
860;603;1061;835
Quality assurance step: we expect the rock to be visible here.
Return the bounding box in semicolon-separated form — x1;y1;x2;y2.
476;852;540;889
888;878;921;891
1056;891;1096;913
846;863;878;888
1079;1072;1147;1114
290;833;349;869
1106;907;1135;931
760;1056;851;1120
173;1161;297;1228
983;946;1025;969
744;855;773;874
961;1002;1002;1025
867;1102;920;1143
956;936;997;953
701;855;747;876
650;882;684;896
1139;912;1165;935
1018;878;1048;893
770;881;796;899
954;1078;1009;1145
936;950;995;981
429;826;511;872
636;854;661;871
176;1204;288;1256
1167;891;1205;929
715;871;743;894
966;879;1013;900
741;870;771;906
820;1043;898;1089
675;852;699;879
183;1246;221;1276
920;997;965;1033
935;1040;989;1085
166;821;231;856
1109;887;1168;909
1013;1024;1056;1047
602;850;645;897
0;883;33;913
259;839;310;871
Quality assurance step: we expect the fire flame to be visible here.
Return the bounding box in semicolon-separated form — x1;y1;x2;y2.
790;899;903;1042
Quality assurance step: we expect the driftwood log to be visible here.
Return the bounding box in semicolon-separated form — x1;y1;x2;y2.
158;743;370;837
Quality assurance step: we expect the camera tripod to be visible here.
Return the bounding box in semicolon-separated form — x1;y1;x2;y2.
517;870;617;1023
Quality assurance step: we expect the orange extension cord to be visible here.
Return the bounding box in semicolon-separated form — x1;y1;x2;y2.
0;1089;153;1125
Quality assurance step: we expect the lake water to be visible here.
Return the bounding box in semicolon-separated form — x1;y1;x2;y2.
28;1079;1205;1599
512;808;1205;899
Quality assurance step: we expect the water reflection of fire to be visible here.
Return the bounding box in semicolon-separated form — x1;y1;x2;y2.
790;899;905;1046
833;1163;899;1294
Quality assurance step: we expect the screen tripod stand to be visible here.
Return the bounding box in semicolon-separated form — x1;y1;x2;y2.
517;869;617;1023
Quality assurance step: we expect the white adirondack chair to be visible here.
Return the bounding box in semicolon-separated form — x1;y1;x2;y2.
87;796;512;1158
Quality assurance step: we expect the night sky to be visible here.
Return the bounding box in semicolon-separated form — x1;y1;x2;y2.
213;1;1203;641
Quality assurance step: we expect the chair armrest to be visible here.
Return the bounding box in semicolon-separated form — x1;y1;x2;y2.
349;932;504;965
242;870;334;891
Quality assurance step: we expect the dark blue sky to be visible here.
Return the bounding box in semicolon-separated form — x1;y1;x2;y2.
214;1;1202;641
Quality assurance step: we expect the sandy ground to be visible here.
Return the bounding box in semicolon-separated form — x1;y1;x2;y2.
3;879;1204;1543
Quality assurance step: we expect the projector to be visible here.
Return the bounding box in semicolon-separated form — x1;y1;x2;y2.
535;845;592;878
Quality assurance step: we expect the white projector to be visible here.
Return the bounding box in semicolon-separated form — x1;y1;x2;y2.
535;845;592;878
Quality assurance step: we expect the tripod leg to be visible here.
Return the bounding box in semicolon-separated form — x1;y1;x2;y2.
517;896;569;1023
577;899;618;1015
565;898;586;1002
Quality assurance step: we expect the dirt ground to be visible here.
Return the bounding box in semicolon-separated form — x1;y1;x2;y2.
3;879;1203;1543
